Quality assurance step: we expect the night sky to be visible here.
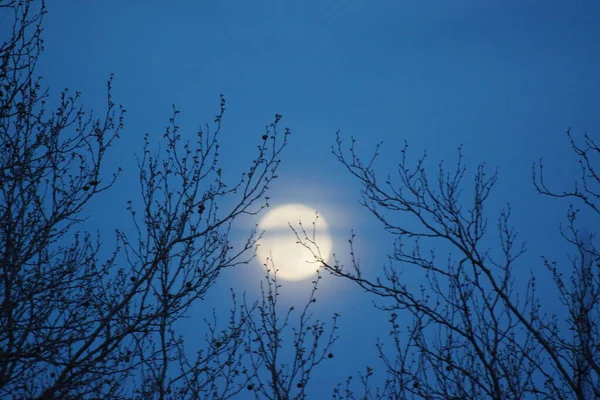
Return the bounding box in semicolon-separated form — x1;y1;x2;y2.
36;1;600;396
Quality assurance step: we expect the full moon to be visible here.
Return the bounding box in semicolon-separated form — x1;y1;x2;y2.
257;204;333;281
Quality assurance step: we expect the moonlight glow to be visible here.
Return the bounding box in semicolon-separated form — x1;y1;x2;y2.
257;204;333;281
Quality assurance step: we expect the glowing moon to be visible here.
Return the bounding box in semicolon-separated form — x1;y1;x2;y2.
257;204;332;281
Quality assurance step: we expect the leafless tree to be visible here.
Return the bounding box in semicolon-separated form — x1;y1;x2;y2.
300;131;600;399
533;130;600;399
243;260;339;400
0;1;311;399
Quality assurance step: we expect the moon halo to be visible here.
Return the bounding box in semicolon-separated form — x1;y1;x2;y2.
256;204;332;281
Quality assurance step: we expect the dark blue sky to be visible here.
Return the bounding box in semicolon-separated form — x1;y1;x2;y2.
38;1;600;395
